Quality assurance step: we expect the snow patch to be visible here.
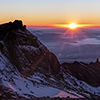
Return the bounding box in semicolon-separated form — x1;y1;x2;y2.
55;91;80;98
63;72;100;96
18;45;38;51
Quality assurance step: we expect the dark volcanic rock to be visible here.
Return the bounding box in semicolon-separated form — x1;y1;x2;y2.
61;61;100;87
0;20;24;41
0;20;60;77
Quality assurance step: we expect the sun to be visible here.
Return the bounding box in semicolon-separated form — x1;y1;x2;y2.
68;23;78;29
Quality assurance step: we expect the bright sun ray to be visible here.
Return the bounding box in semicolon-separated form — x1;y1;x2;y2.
53;22;89;62
57;27;87;62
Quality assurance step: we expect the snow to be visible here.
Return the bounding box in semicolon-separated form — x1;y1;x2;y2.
80;92;90;97
49;78;56;81
78;81;100;95
18;29;32;36
8;83;17;92
54;91;80;98
32;86;60;97
63;72;100;96
1;26;100;98
0;52;60;98
32;75;45;81
0;40;4;45
1;45;100;98
66;90;84;98
1;51;81;98
9;76;61;97
18;45;38;51
18;29;26;34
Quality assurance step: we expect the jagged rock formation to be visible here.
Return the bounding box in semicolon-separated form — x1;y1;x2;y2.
0;20;100;99
0;20;60;77
61;61;100;87
0;20;23;40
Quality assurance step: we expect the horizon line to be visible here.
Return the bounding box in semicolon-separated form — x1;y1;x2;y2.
27;24;100;28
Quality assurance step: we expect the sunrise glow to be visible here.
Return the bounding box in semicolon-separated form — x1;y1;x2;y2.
68;23;78;29
54;23;96;29
1;0;100;25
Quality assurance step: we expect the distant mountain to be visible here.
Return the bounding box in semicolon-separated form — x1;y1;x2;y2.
0;20;100;99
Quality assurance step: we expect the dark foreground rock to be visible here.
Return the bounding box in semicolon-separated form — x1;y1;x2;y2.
9;97;100;100
61;60;100;87
0;20;60;76
0;20;100;99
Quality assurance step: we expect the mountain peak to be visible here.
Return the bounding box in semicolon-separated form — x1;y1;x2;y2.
12;20;23;28
0;20;24;28
96;58;99;63
0;20;26;41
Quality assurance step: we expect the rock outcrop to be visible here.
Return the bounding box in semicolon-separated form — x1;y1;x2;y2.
0;20;100;99
0;20;60;77
61;61;100;87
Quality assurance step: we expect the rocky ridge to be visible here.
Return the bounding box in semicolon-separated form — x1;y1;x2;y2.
0;20;100;99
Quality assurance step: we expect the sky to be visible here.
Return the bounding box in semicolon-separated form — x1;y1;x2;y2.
0;0;100;25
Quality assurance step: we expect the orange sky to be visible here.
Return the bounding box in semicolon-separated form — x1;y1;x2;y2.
0;0;100;25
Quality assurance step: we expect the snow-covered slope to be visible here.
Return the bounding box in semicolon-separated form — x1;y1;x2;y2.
0;51;61;99
0;20;100;99
0;20;60;99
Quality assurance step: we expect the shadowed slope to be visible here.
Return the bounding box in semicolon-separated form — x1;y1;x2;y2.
61;60;100;87
0;20;60;77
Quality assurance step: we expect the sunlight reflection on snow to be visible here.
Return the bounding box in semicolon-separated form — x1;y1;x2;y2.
8;83;17;91
54;91;78;98
54;91;84;98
